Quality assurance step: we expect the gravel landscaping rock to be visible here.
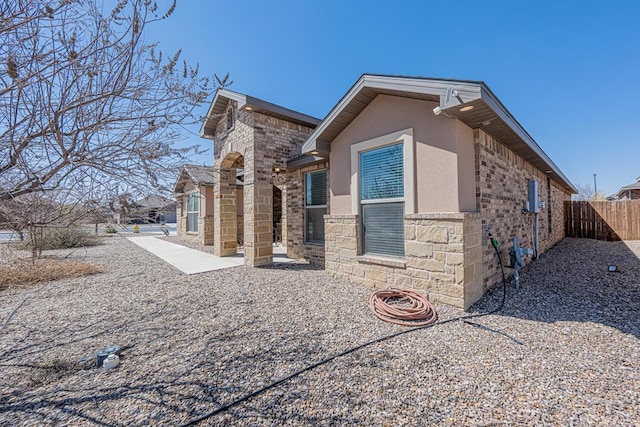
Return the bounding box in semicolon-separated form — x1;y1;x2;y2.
0;236;638;426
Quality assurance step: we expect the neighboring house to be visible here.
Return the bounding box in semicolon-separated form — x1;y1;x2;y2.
174;165;216;244
200;75;577;310
612;177;640;200
133;194;177;223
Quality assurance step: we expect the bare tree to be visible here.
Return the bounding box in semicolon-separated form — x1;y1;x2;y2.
107;191;137;224
0;188;99;257
573;183;606;201
1;0;215;201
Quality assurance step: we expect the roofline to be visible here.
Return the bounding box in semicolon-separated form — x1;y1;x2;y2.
173;164;215;193
615;183;640;196
199;89;247;139
301;74;482;153
302;74;577;193
477;85;577;193
286;154;326;171
200;88;321;139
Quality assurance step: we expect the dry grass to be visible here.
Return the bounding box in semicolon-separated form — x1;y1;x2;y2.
0;257;104;290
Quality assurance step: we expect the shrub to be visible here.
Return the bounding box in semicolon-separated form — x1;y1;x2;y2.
41;227;99;250
104;224;118;234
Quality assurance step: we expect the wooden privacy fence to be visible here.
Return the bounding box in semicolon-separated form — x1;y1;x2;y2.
565;200;640;241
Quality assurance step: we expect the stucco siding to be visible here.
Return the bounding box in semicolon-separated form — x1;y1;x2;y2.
456;120;477;212
329;94;474;215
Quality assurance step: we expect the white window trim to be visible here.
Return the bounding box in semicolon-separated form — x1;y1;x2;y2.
350;128;415;215
187;192;200;233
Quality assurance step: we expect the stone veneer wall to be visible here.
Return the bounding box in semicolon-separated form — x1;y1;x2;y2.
324;213;482;309
199;216;214;245
475;129;571;290
175;196;186;236
286;161;328;266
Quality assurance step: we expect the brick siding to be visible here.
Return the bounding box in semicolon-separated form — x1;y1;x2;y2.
286;162;329;266
475;129;571;290
213;100;315;266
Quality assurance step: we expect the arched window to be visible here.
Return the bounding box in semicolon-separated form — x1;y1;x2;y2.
226;106;235;130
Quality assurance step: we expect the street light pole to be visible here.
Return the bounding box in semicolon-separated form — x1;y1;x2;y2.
593;173;597;196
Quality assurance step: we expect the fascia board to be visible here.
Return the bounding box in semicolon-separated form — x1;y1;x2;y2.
301;76;367;153
301;75;483;153
365;75;482;105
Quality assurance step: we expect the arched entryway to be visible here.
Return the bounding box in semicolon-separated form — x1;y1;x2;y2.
215;151;274;266
214;152;242;257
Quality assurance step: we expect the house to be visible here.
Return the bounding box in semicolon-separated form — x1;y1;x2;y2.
174;165;216;244
133;194;177;224
199;75;577;310
612;177;640;200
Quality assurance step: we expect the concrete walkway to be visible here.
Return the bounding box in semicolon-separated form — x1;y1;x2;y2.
126;236;296;274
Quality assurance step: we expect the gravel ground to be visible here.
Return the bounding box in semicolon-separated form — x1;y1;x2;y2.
0;236;638;426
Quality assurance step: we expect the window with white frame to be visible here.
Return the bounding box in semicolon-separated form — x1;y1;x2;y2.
187;192;200;232
359;143;405;257
305;169;327;244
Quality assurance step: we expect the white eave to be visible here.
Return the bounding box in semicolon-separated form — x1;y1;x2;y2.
301;74;577;194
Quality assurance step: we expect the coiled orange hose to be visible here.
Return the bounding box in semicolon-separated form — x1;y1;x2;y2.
369;289;437;326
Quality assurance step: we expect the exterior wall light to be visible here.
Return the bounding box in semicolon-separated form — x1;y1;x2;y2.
459;105;474;112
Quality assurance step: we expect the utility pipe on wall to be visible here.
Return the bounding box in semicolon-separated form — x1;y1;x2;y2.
525;179;540;259
534;212;539;259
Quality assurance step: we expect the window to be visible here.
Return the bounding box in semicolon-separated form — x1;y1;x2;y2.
360;143;405;257
226;106;234;130
187;192;200;232
305;170;327;244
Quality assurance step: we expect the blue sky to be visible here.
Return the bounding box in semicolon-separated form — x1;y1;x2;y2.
147;0;639;196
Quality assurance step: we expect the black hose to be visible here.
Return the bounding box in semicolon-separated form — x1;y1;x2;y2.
180;238;509;426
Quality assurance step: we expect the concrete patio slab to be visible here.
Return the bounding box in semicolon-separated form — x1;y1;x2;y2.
126;236;296;274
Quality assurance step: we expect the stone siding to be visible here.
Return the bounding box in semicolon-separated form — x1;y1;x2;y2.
324;213;482;309
286;162;328;266
175;197;185;236
475;129;571;290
